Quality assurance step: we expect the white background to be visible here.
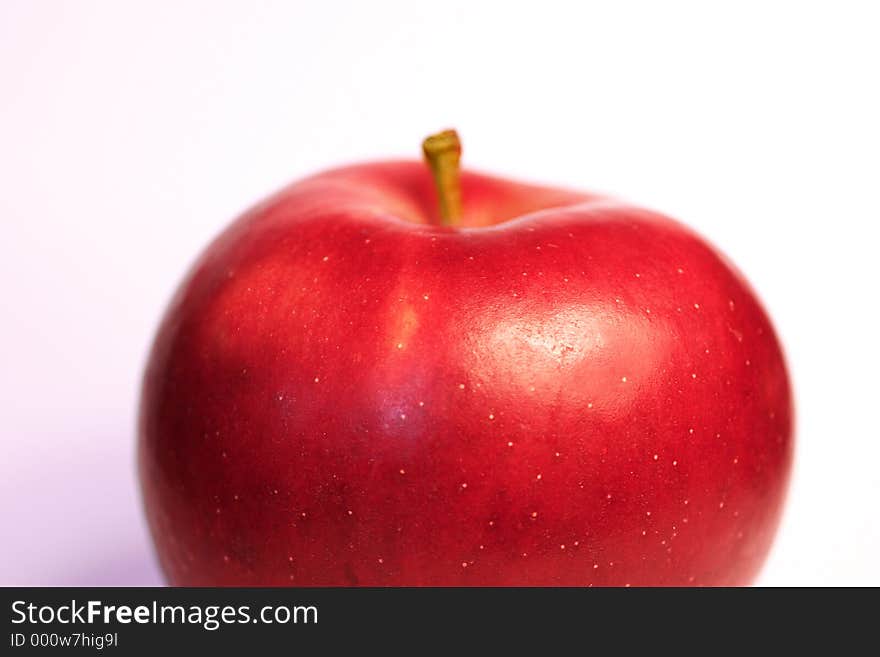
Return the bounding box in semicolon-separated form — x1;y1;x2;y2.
1;1;877;585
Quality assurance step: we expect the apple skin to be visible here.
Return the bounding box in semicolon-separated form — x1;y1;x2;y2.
139;161;793;586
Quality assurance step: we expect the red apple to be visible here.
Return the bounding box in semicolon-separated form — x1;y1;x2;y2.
139;131;792;586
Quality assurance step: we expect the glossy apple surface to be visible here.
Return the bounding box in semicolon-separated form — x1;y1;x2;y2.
139;161;793;585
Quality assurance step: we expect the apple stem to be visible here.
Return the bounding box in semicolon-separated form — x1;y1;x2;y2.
422;129;463;226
